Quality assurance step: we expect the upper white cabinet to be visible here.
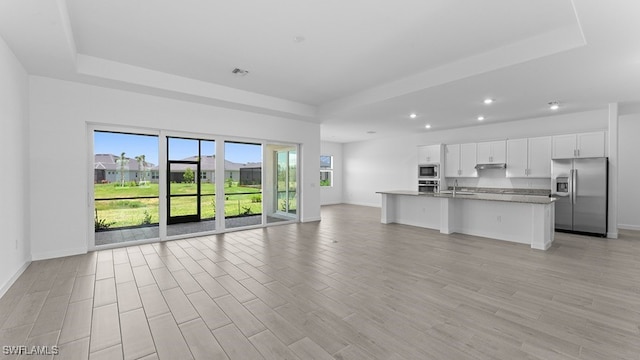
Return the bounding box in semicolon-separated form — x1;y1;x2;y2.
577;132;606;158
445;143;477;177
476;140;506;164
460;143;478;177
528;136;553;177
506;136;551;178
417;144;441;164
552;131;605;159
444;144;460;178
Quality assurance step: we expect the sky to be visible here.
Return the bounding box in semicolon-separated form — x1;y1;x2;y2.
94;131;262;165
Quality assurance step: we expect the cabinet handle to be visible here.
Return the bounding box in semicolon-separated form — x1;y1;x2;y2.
577;149;580;157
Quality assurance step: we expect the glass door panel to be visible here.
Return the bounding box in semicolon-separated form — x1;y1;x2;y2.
167;161;199;224
224;141;263;229
166;137;217;236
267;144;298;224
93;131;159;246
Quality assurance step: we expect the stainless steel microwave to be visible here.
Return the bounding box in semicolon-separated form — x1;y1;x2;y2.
418;164;439;179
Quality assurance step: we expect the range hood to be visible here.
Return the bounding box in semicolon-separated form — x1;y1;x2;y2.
475;163;507;170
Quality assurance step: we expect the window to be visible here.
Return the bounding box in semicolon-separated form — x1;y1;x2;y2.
320;155;333;187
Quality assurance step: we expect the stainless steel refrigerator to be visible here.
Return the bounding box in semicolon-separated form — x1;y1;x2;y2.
551;157;608;236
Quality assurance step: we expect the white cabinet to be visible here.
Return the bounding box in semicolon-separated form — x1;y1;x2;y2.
444;144;460;178
577;132;605;158
528;136;552;177
477;140;506;164
506;138;528;177
552;131;605;159
506;136;551;178
445;143;477;177
417;144;441;164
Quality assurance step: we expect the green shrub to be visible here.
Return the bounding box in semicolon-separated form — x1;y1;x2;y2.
251;194;262;203
95;209;115;231
141;210;152;225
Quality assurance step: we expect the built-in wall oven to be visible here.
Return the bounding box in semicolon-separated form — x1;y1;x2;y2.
418;179;440;193
418;164;439;179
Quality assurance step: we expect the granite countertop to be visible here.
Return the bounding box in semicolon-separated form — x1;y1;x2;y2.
376;189;556;204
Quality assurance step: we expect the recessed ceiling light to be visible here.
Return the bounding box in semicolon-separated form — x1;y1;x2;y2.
549;101;560;110
425;124;431;129
293;36;306;43
366;130;376;134
477;116;485;121
483;98;494;105
409;113;417;119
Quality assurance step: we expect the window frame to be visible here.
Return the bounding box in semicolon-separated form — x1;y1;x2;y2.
320;155;333;187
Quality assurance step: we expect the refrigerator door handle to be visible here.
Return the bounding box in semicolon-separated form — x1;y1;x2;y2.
572;169;577;204
568;169;574;204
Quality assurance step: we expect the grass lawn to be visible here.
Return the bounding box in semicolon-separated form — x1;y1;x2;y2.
94;182;263;229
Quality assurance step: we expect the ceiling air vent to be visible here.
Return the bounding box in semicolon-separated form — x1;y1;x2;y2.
232;68;249;76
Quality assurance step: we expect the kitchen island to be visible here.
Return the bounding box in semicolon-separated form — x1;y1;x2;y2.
377;190;556;250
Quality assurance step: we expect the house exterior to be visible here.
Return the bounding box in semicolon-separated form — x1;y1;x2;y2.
94;154;157;184
95;154;262;184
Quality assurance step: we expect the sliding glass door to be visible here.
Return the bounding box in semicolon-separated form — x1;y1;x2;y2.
224;141;263;229
93;131;159;246
266;144;298;224
92;129;299;248
166;137;217;236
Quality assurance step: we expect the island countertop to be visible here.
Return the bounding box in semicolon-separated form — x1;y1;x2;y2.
376;190;556;205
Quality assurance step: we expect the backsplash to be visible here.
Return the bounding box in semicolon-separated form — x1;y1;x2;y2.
445;169;551;190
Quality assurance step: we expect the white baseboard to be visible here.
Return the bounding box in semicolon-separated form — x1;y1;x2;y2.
31;247;87;261
0;261;31;298
301;217;321;223
607;232;619;239
618;224;640;231
320;202;343;206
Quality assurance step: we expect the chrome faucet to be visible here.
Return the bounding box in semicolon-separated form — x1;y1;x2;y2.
453;179;458;196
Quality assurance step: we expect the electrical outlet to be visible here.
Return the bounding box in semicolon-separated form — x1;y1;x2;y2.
497;216;502;223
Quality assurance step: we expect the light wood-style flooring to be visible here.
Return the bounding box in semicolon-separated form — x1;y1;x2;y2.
1;204;640;359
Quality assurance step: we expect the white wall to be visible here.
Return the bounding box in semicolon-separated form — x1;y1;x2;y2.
320;141;343;205
0;36;30;296
343;109;608;207
29;76;321;260
618;113;640;230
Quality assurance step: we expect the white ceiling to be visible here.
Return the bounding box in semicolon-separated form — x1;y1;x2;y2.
1;0;640;142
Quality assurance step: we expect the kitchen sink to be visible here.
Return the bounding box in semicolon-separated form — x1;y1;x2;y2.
439;190;475;195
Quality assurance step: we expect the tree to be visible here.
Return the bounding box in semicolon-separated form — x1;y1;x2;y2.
135;154;146;183
183;167;195;183
118;152;127;187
